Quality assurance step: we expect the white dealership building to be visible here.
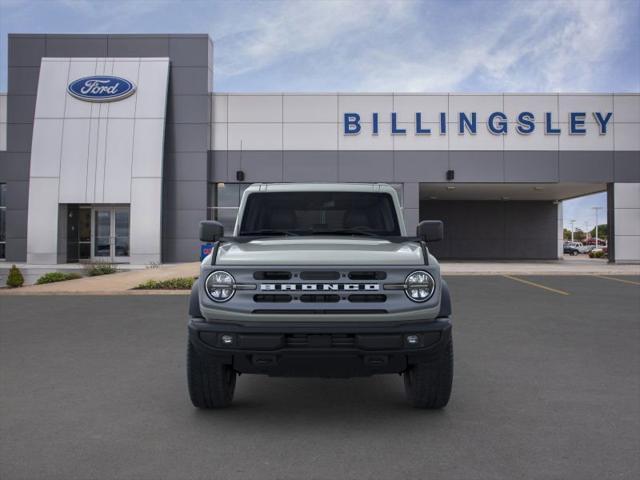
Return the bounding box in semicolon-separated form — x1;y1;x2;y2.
0;34;638;264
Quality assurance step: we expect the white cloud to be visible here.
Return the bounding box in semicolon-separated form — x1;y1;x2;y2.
212;0;413;79
212;0;636;92
0;0;635;92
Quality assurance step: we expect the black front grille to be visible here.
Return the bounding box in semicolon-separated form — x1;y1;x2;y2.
253;294;292;303
300;294;340;303
253;271;291;280
348;271;387;280
285;334;356;348
300;271;340;280
348;294;387;303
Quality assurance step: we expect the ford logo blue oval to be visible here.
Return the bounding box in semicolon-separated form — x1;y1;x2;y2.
67;76;136;102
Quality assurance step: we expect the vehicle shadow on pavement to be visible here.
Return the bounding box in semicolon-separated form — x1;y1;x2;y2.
188;375;449;426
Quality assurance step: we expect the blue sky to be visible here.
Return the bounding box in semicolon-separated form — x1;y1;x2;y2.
1;0;638;228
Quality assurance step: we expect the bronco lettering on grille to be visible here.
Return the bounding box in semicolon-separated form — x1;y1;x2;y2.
261;284;379;291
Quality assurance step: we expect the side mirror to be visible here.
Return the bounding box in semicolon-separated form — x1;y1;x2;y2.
417;220;443;242
199;220;224;243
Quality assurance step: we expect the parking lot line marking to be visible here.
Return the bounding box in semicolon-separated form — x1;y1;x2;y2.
593;275;640;286
502;275;570;296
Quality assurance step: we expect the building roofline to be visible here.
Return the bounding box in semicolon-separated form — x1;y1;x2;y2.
8;33;210;38
211;91;639;96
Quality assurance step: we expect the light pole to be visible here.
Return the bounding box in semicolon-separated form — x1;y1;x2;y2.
570;219;576;242
584;221;590;242
592;206;603;247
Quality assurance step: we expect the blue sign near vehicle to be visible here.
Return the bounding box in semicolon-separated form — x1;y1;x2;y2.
200;243;213;261
67;76;136;102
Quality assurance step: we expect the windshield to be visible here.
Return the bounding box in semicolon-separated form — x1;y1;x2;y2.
239;192;401;237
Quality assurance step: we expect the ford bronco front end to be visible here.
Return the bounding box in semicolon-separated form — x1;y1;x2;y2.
188;183;453;409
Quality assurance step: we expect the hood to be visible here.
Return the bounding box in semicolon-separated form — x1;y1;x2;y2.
215;237;424;266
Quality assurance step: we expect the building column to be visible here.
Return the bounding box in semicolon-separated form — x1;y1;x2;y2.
26;178;60;264
557;201;564;259
402;182;420;235
130;179;163;265
608;183;640;263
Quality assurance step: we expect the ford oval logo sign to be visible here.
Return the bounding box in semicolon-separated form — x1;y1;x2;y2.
67;76;136;102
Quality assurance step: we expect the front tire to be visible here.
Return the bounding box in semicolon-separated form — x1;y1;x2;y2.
187;341;236;408
404;339;453;409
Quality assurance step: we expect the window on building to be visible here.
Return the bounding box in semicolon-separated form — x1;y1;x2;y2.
0;183;6;259
207;183;250;234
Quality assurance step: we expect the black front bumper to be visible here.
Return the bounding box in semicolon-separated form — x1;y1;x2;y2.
188;318;452;378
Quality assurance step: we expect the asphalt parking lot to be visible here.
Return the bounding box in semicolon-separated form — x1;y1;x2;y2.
1;275;639;480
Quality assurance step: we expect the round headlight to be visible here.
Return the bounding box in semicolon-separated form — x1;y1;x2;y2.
205;271;236;302
405;270;436;302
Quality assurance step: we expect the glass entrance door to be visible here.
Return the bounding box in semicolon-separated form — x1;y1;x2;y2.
92;206;130;262
113;208;130;258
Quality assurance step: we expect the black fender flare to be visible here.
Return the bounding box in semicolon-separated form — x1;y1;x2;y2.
438;279;452;318
189;278;203;319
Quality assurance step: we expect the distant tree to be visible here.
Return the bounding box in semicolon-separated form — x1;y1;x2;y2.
573;228;586;242
589;224;608;239
563;228;572;240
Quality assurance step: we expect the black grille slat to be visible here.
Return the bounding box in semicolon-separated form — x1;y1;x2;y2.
253;271;292;280
331;334;356;347
286;335;308;347
285;334;356;348
300;271;340;280
253;294;292;303
348;271;387;280
300;294;340;303
348;294;387;303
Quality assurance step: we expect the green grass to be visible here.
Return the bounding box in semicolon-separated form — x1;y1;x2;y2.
133;277;196;290
36;272;82;285
84;263;119;276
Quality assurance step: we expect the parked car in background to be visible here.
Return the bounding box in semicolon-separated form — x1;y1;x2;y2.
578;244;595;254
564;242;582;256
584;238;607;246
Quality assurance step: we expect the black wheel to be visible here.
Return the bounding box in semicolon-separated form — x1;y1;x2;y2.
404;339;453;409
187;341;236;408
572;250;579;256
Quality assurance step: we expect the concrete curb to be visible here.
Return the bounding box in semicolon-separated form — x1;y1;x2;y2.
0;289;191;296
442;270;640;276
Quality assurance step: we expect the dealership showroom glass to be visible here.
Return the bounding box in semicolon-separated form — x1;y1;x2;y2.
0;34;638;265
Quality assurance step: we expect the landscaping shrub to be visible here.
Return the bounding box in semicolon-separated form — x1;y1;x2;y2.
6;265;24;288
36;272;82;285
134;277;196;290
84;263;118;276
589;250;606;259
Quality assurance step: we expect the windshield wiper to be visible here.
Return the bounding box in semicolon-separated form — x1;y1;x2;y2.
321;228;384;238
240;229;300;237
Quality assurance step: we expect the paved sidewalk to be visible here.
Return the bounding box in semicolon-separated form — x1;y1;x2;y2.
441;258;640;276
1;257;638;295
0;262;200;295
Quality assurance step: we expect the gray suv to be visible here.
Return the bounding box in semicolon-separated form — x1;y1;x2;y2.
188;183;453;408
